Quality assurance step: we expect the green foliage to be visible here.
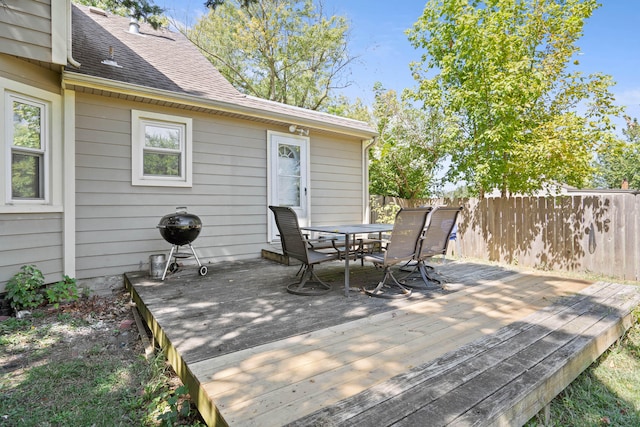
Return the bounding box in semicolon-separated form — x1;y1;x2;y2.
206;0;256;8
186;0;354;110
370;197;401;224
143;354;202;426
5;267;80;311
593;116;640;189
44;275;80;309
407;0;623;197
5;265;45;310
72;0;166;29
324;95;372;122
369;83;444;199
153;385;192;426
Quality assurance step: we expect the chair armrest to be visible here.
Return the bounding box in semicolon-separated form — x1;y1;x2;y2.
307;236;340;250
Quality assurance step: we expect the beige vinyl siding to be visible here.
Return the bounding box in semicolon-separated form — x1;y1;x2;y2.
0;213;64;290
74;94;265;279
0;0;52;63
309;134;364;223
73;94;367;279
0;54;61;94
0;56;64;291
74;93;366;279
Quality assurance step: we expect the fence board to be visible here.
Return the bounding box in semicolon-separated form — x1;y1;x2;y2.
371;193;640;282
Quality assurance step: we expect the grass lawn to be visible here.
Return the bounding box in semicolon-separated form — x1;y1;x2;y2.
0;290;204;426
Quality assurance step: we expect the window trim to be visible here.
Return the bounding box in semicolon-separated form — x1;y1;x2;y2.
1;77;62;213
6;93;49;203
131;110;193;187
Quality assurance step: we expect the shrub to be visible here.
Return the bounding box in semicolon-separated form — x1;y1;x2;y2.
44;275;79;308
6;265;45;310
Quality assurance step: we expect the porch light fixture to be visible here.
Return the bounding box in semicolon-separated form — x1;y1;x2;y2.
288;124;309;136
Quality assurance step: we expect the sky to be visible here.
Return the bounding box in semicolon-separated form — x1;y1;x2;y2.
158;0;640;131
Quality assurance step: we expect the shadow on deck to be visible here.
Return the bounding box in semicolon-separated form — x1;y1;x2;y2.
124;258;640;426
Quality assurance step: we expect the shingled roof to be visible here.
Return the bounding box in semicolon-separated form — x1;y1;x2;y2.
64;5;375;138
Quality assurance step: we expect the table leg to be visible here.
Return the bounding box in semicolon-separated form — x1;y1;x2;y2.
344;233;350;297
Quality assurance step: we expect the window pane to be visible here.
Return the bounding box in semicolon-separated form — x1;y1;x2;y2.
144;125;180;150
278;176;301;206
277;144;301;207
143;152;181;176
12;152;42;199
12;101;42;149
278;145;300;175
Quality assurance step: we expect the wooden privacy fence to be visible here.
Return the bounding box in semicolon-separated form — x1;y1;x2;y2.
371;193;640;281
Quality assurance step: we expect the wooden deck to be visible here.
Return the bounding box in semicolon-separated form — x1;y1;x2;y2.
124;258;640;426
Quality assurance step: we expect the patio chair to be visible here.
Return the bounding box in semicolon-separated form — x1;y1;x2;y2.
403;206;463;289
361;207;431;299
269;206;340;296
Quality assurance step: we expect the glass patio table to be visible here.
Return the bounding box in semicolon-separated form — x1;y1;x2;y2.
301;223;394;296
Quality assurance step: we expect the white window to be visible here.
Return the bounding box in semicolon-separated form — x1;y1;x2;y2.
7;94;48;201
131;110;192;187
1;80;62;213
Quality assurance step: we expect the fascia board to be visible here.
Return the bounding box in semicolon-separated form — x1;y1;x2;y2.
62;71;377;139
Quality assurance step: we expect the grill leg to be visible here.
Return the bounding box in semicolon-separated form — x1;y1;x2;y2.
188;243;202;267
161;245;177;280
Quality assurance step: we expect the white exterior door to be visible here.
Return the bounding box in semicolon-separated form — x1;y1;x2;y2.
268;131;310;242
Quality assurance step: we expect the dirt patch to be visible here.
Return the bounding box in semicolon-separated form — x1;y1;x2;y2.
0;288;206;426
1;290;144;376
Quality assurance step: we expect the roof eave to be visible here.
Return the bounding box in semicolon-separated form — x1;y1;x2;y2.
62;71;378;139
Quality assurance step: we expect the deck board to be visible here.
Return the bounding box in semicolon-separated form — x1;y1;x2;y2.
124;259;638;426
290;282;640;427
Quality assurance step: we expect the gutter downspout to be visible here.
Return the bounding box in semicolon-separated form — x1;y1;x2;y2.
67;0;81;68
363;136;378;223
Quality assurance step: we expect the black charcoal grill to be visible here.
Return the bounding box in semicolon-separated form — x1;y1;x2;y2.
157;207;207;279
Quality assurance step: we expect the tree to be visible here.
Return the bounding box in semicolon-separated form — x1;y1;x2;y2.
185;0;354;110
593;116;640;189
205;0;256;8
73;0;165;28
407;0;623;197
369;84;444;199
323;95;371;123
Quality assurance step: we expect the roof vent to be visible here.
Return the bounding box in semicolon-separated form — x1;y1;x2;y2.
101;46;122;68
129;17;140;34
89;6;108;17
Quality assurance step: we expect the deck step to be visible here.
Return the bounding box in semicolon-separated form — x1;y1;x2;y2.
287;281;640;426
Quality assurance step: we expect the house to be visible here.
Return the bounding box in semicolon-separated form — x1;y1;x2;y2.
0;1;377;291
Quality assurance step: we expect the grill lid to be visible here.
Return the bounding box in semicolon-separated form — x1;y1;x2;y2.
157;207;202;246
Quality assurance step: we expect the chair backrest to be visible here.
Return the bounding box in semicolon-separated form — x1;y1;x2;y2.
418;206;463;259
269;206;309;264
383;207;431;265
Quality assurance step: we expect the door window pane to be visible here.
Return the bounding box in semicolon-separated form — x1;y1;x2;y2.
278;176;300;206
278;144;301;207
